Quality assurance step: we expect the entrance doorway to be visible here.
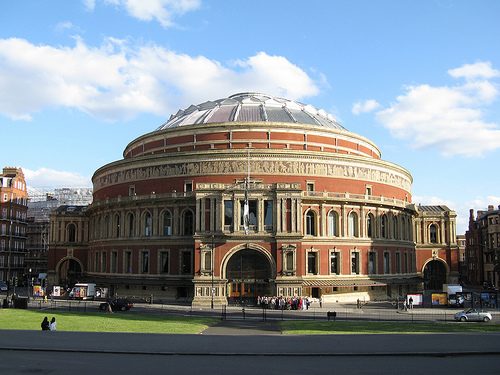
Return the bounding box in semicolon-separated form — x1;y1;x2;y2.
423;260;447;291
58;258;83;288
226;249;272;305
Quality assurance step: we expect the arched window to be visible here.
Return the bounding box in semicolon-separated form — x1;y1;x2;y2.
104;215;110;238
163;210;172;236
183;210;194;236
95;217;100;239
367;213;375;238
114;213;121;238
429;224;438;243
144;212;152;237
67;223;76;243
305;210;316;236
127;212;135;237
381;214;388;238
327;211;338;237
348;211;359;237
393;216;399;240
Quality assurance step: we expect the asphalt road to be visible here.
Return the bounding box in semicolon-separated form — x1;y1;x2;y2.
1;329;500;375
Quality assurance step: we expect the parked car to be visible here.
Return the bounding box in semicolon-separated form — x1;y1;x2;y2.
99;298;133;312
0;281;8;292
454;308;492;322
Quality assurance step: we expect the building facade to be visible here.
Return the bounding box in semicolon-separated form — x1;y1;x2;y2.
47;93;458;305
0;167;28;285
413;205;459;290
465;205;500;289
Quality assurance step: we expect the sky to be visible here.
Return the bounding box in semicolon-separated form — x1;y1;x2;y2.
1;0;499;235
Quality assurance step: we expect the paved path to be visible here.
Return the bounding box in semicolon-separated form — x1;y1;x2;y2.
201;319;281;335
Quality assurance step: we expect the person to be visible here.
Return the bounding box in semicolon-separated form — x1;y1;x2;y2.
49;317;57;331
41;317;50;331
408;296;414;309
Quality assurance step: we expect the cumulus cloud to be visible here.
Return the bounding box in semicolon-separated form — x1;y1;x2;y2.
0;38;319;121
376;61;500;157
101;0;201;28
23;167;91;188
352;99;380;115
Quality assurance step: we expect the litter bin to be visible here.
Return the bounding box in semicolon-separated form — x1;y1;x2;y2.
13;297;28;309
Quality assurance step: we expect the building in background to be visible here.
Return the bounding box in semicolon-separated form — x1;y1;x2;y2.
0;167;28;285
25;189;93;288
456;234;466;284
414;205;459;290
47;93;458;306
465;205;500;290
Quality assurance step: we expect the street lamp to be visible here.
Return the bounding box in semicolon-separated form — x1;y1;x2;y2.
211;234;215;309
27;268;31;302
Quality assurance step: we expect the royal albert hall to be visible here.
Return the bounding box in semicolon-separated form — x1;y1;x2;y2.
48;92;427;306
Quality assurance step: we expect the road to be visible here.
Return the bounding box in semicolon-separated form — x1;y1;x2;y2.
1;329;500;374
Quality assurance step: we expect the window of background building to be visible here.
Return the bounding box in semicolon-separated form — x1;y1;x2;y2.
141;251;149;273
430;224;438;243
203;251;212;272
368;251;376;274
114;213;121;238
367;213;374;238
348;212;359;237
67;223;76;243
306;182;314;192
184;182;193;192
125;251;132;273
328;211;338;237
305;210;316;236
383;252;390;274
163;211;172;236
111;251;117;273
381;215;387;238
159;251;169;274
395;252;401;273
128;185;135;196
183;210;194;235
128;213;135;237
181;251;192;274
351;252;360;274
144;212;152;237
264;200;273;230
307;251;318;274
285;251;295;272
102;252;107;273
224;200;233;229
330;251;339;274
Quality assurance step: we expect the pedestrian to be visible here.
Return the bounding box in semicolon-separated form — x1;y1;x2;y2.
41;316;50;331
409;296;413;309
49;317;57;331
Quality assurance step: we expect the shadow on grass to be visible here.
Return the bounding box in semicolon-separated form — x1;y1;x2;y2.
280;320;500;335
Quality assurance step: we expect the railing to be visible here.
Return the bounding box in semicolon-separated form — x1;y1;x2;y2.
302;191;410;208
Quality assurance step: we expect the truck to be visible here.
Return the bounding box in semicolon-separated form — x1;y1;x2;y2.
443;284;464;307
70;283;96;300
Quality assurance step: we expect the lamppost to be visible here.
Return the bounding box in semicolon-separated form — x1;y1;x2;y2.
27;268;31;302
211;234;215;309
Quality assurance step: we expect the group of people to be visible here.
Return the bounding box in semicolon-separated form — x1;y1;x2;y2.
257;296;312;310
41;316;57;331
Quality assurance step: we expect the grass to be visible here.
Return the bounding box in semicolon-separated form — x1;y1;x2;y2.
280;320;500;335
0;309;217;334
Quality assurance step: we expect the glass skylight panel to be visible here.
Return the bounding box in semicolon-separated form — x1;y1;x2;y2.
237;106;262;122
265;107;293;122
206;104;237;123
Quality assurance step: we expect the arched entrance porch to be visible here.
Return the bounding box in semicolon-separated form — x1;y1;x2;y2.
56;257;83;288
423;259;448;291
225;248;274;305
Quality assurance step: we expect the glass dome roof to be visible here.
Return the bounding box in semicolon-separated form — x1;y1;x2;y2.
156;92;346;131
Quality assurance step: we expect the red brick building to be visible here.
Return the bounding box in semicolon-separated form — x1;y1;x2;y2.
0;167;28;285
47;93;458;305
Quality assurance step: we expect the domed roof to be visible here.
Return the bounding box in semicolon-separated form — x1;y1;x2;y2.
156;92;346;131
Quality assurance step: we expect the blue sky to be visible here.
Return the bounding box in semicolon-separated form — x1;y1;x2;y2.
1;0;499;234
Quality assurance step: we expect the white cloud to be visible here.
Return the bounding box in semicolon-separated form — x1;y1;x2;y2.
103;0;201;28
23;168;91;188
83;0;96;11
376;61;500;157
0;38;319;121
448;61;500;80
352;99;380;115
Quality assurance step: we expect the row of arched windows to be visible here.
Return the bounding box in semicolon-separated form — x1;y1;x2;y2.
304;209;412;240
90;208;195;240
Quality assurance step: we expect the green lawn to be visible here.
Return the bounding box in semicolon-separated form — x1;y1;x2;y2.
280;320;500;335
0;309;217;334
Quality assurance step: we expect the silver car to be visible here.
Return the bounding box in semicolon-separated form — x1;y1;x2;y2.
454;308;492;322
0;281;7;292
